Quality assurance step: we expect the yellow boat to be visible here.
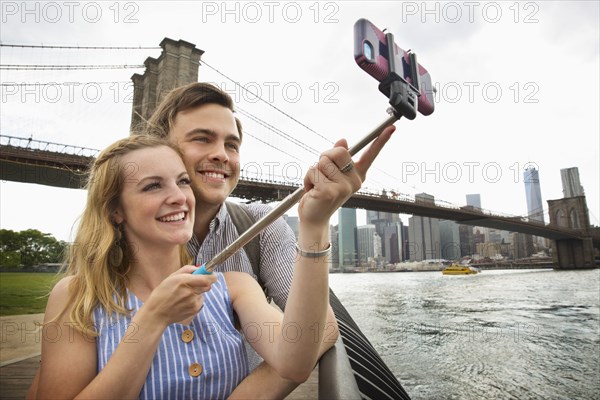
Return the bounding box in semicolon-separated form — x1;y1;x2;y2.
442;264;480;275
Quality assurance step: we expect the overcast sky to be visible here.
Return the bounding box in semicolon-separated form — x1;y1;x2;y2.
1;1;598;241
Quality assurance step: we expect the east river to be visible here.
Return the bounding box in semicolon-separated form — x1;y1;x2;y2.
329;269;600;400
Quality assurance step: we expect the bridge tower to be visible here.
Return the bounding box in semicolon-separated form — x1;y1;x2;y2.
130;38;204;132
547;196;595;269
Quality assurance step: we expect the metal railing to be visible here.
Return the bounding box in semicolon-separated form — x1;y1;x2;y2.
318;336;361;399
0;134;100;157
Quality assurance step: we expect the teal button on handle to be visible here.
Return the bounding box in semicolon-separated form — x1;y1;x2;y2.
192;264;212;275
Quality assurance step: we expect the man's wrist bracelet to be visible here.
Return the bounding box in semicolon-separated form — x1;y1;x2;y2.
296;242;332;259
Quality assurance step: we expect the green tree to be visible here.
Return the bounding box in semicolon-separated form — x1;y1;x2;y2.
0;229;67;268
0;229;23;267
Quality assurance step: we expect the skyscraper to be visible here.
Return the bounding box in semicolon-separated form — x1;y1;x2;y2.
409;193;441;261
465;193;488;238
466;194;482;209
383;223;403;263
439;220;461;260
560;167;585;198
524;167;545;223
367;210;402;263
330;224;339;270
338;207;357;268
402;225;410;261
356;224;381;266
367;210;400;224
458;224;474;257
283;215;299;239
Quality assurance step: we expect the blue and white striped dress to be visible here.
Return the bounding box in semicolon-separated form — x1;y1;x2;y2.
93;273;249;400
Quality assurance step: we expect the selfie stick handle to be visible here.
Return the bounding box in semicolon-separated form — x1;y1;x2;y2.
194;112;399;274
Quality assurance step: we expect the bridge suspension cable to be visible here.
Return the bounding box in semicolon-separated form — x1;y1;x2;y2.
241;130;304;163
0;64;144;71
0;43;160;50
0;81;130;87
236;106;321;157
200;59;333;145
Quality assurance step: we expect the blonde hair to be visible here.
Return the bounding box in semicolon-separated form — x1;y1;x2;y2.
61;135;192;336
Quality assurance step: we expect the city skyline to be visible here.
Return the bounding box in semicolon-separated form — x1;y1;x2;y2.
316;168;594;267
318;205;552;269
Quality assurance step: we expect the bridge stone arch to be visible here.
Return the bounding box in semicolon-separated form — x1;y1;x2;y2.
548;196;590;230
547;196;595;269
569;208;581;229
555;209;566;227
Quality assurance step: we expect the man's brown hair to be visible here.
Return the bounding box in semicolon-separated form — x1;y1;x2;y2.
145;82;243;141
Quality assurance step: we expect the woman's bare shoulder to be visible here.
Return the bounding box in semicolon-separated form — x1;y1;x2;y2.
44;275;76;322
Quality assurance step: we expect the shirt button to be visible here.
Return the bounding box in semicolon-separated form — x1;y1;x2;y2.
181;329;194;343
189;363;203;377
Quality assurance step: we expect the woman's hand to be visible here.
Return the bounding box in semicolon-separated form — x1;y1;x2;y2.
298;125;396;226
143;265;217;326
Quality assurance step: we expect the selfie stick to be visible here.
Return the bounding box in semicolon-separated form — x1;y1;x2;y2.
193;113;398;274
194;33;421;275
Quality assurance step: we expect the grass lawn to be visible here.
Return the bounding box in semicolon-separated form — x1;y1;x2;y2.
0;272;63;316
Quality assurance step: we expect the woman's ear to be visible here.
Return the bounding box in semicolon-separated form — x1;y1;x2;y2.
112;208;124;224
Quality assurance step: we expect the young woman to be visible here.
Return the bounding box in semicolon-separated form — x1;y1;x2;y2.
33;129;393;399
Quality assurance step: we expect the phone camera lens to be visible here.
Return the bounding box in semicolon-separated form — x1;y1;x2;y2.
363;41;374;62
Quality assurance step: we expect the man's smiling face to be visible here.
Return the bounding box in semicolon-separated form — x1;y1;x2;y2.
169;103;241;207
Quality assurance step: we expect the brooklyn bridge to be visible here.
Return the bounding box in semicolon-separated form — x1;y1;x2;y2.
1;133;598;269
1;38;598;269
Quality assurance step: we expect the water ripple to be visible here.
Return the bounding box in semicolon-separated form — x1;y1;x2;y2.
330;269;600;400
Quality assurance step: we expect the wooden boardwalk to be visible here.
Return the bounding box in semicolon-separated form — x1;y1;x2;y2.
0;356;39;400
0;356;317;399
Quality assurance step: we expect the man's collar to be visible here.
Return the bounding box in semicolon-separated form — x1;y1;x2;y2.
212;202;229;231
189;203;228;255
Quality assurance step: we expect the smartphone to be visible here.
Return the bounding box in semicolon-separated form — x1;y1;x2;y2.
354;18;435;116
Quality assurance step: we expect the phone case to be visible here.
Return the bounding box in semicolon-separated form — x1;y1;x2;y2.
354;18;435;116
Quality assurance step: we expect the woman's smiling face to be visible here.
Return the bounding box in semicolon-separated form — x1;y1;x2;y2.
112;145;195;248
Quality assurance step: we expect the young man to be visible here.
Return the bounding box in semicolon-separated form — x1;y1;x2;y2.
145;82;395;397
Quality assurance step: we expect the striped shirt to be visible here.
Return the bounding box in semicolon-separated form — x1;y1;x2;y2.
188;203;296;310
94;273;248;400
